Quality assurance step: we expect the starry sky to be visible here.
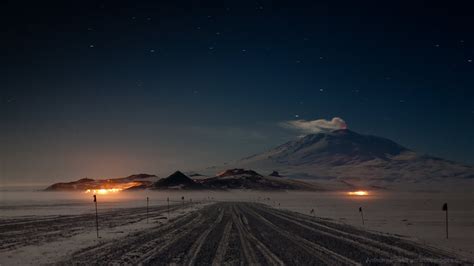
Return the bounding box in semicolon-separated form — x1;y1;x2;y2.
2;1;474;185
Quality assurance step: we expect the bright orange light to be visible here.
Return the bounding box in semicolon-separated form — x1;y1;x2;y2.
83;182;142;194
348;191;369;196
85;188;122;194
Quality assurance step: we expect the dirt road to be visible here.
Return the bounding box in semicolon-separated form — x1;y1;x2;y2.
51;202;463;265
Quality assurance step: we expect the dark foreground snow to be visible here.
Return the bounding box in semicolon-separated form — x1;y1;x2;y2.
1;201;468;265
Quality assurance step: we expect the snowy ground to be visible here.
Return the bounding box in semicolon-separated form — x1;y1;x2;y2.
0;189;472;264
254;191;474;261
0;201;207;265
1;201;467;265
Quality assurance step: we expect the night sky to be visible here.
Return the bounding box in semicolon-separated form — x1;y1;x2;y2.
2;1;474;185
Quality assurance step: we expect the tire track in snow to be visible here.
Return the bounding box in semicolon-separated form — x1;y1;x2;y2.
255;204;455;261
183;207;225;265
231;205;259;265
232;205;284;265
211;219;233;266
254;205;405;260
241;204;358;265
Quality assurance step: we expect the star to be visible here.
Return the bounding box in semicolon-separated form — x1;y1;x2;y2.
295;114;300;118
434;44;440;48
468;59;472;63
150;49;155;53
241;49;247;52
89;44;94;48
319;89;324;92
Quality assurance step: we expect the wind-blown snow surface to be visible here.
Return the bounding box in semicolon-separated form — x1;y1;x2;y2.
220;129;474;189
0;188;473;264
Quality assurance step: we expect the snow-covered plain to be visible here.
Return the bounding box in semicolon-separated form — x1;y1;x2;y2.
0;187;473;263
254;190;474;260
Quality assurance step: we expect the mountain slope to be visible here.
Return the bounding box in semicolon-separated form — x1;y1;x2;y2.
227;129;474;187
242;129;408;165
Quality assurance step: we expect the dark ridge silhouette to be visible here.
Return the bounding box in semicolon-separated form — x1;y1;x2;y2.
153;171;205;190
201;169;319;191
45;174;157;191
189;173;205;177
217;168;262;177
122;174;156;180
269;171;283;177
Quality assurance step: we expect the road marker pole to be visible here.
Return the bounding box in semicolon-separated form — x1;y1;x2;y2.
167;197;170;219
93;195;99;238
146;197;149;224
359;207;364;225
442;203;448;239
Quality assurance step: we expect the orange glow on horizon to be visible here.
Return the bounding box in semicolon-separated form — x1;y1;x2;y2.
347;191;369;196
85;188;122;194
84;182;142;194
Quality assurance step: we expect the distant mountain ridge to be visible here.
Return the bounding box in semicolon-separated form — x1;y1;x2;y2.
152;169;319;191
45;170;319;192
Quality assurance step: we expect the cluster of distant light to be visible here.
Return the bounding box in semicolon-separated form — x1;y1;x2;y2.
347;191;369;196
85;188;122;194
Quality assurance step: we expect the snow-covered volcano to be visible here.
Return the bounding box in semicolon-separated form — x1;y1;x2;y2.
223;129;474;188
245;129;408;165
